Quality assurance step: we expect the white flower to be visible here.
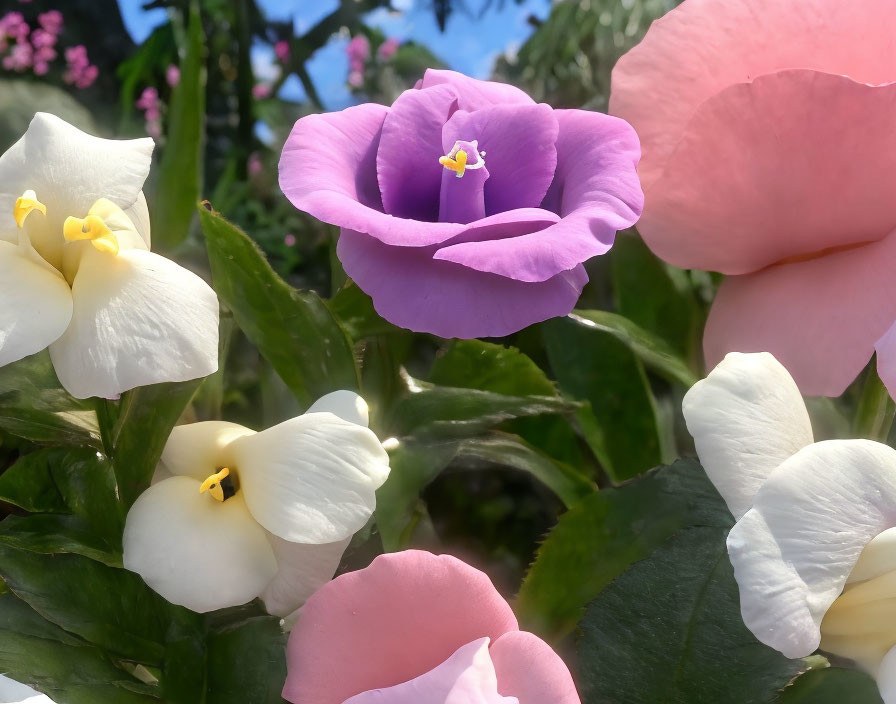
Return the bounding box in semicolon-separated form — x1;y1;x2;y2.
684;352;896;703
122;390;390;615
0;674;54;703
0;113;219;399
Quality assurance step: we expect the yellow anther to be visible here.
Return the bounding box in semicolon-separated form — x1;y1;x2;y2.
14;190;46;228
199;467;232;502
439;149;468;178
63;214;120;256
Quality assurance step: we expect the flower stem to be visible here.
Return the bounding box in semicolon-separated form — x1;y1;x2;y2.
853;363;895;442
94;397;117;458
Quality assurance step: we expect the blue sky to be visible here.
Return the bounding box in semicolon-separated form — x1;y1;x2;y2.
116;0;549;109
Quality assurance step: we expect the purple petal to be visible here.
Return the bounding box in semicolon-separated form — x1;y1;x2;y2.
377;84;459;221
442;104;559;217
418;69;535;111
279;103;464;246
439;158;489;224
338;228;587;339
434;109;644;282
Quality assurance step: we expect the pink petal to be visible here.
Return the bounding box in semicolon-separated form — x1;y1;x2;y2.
435;109;642;282
636;70;896;274
377;84;459;221
282;550;518;704
610;0;896;190
491;631;581;704
704;228;896;397
418;69;534;111
441;103;558;217
876;324;896;399
342;638;518;704
338;228;587;338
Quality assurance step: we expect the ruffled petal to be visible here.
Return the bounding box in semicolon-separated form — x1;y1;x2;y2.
377;84;458;221
703;228;896;397
610;0;896;190
0;674;55;703
727;440;896;658
0;239;72;367
122;476;278;613
417;69;535;111
441;103;558;217
280;103;464;247
490;631;580;704
306;390;369;427
342;639;518;704
48;248;219;399
160;421;256;481
338;228;587;338
635;70;896;274
282;550;519;704
439;109;641;283
229;412;389;544
260;536;350;618
122;191;151;248
878;644;896;704
0;113;153;269
682;352;813;519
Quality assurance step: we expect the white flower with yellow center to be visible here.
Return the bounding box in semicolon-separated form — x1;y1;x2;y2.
122;390;390;616
684;352;896;703
0;112;219;399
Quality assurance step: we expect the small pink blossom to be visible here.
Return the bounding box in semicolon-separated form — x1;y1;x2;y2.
252;82;272;99
248;152;262;176
0;12;29;43
274;40;290;62
284;234;296;247
346;35;370;74
347;70;363;88
166;64;180;87
37;10;62;35
3;40;33;72
64;45;98;88
378;38;400;59
30;28;55;49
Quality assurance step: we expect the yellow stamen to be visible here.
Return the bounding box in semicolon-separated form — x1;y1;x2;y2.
199;467;231;502
63;214;119;256
439;149;468;178
14;190;46;228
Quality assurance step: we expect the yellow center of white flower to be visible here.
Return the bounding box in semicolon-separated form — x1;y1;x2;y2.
199;467;240;502
13;190;47;228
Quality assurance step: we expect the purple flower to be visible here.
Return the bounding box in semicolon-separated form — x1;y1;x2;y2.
279;70;643;338
3;40;32;71
37;10;62;35
274;39;290;63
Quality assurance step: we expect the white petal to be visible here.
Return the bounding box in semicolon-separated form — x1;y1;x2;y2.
0;674;55;703
230;413;390;543
48;248;219;399
161;421;256;482
0;113;154;269
342;638;518;704
727;439;896;658
306;390;369;426
683;352;813;519
0;240;72;367
123;191;151;248
122;476;278;613
260;535;350;617
878;645;896;704
847;527;896;585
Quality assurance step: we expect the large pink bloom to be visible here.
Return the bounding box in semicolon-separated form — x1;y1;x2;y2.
282;550;580;704
610;0;896;397
279;69;642;339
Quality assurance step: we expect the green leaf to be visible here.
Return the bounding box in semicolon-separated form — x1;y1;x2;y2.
0;592;160;703
0;545;201;665
517;459;727;638
206;614;287;703
200;206;359;406
151;2;205;250
775;668;882;703
0;449;70;513
567;309;698;388
430;340;558;397
456;434;594;508
330;282;402;340
0;514;121;566
542;316;663;481
578;526;805;703
111;379;201;509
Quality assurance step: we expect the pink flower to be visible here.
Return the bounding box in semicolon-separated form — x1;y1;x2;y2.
284;234;296;247
3;40;32;71
282;550;581;704
136;86;159;111
274;39;290;62
347;69;363;88
252;82;272;99
30;28;55;49
378;37;400;59
346;35;370;73
63;44;98;88
37;10;62;35
166;64;180;87
248;152;262;176
0;12;29;41
611;0;896;398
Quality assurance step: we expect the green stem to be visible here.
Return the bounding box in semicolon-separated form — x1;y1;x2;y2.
94;398;117;458
853;363;895;442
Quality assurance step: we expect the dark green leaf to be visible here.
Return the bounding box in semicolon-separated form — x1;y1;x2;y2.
542;315;662;481
0;514;120;566
517;459;728;638
775;668;881;703
151;2;205;250
330;282;402;340
429;340;558;397
200;206;359;406
0;449;69;514
206;615;287;703
578;526;805;704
